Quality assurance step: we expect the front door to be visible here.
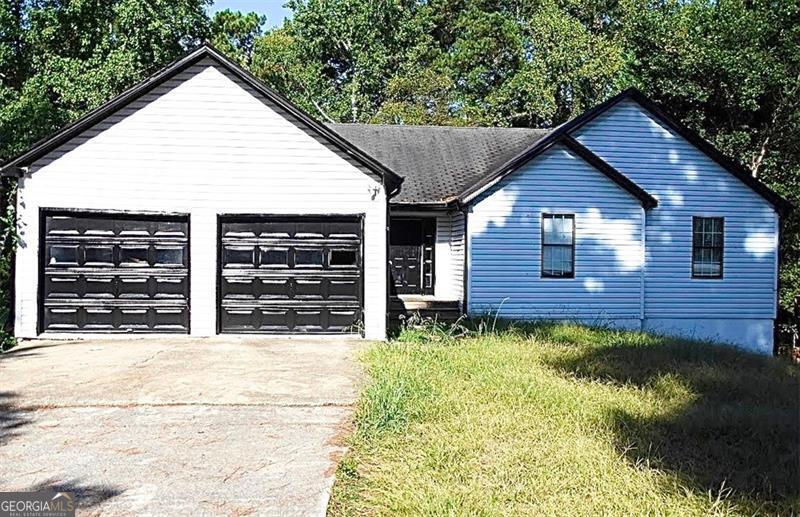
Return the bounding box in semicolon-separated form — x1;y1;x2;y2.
390;218;435;295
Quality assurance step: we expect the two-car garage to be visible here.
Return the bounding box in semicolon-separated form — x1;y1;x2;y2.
7;46;394;341
40;211;364;335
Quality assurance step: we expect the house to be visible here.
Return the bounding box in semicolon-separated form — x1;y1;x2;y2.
1;45;790;354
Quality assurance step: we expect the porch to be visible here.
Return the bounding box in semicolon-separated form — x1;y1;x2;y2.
389;209;465;325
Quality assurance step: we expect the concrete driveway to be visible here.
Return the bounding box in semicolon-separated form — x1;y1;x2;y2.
0;337;365;516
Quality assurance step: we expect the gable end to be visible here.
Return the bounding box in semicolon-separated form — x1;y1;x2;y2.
622;90;791;215
459;88;791;216
0;44;403;196
460;132;657;209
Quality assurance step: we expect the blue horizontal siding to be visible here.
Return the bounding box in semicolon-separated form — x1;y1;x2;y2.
467;143;644;319
575;100;777;319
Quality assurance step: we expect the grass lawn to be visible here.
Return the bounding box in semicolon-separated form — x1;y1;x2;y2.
329;322;800;516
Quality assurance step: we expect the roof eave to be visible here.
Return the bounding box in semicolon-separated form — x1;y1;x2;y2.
390;199;458;210
458;133;657;209
0;45;210;173
624;89;792;216
561;135;658;209
458;133;564;205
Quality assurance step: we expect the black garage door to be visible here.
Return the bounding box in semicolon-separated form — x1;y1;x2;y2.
40;211;189;333
218;215;363;334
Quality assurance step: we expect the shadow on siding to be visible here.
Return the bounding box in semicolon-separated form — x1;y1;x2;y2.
467;140;778;325
468;171;646;319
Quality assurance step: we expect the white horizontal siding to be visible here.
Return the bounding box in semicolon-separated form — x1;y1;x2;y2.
574;100;778;325
435;211;465;301
15;57;387;339
467;143;644;320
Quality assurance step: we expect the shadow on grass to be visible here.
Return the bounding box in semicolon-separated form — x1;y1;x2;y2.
0;391;31;445
24;478;124;508
544;337;800;506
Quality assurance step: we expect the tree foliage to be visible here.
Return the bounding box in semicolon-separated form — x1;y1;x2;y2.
210;8;266;66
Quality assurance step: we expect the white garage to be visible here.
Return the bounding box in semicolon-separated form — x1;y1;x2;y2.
4;45;401;340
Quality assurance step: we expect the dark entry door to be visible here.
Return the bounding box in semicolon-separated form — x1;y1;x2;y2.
390;218;435;295
40;211;190;333
218;215;363;334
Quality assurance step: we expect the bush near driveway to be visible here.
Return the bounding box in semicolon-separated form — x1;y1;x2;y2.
329;321;800;516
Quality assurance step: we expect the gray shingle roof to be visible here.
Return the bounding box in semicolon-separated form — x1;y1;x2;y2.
328;124;550;204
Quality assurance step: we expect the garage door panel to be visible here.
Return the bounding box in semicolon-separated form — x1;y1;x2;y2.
218;305;361;333
220;274;360;301
329;279;359;299
41;212;189;334
44;272;189;301
328;309;360;330
153;308;189;331
44;307;81;330
260;279;290;298
154;276;189;298
219;215;363;334
260;310;291;331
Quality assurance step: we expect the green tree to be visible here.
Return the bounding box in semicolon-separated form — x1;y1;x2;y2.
0;0;211;161
621;0;800;309
253;0;415;122
210;9;266;66
256;0;626;126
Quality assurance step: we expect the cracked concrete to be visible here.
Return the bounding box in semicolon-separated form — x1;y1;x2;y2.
0;337;366;516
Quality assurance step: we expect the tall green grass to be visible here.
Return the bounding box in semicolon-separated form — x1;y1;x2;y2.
330;321;800;516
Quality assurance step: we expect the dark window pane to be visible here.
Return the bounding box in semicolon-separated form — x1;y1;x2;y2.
120;246;149;267
48;245;78;266
84;246;113;265
543;245;573;277
330;249;357;266
296;249;323;266
260;248;288;266
224;246;255;267
692;217;723;278
154;247;184;266
542;214;574;277
543;215;573;245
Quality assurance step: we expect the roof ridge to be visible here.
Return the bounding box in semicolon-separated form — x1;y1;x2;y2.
328;122;551;131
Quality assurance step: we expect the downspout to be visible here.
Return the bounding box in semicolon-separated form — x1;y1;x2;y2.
385;183;392;339
460;203;470;316
774;211;781;355
640;206;646;329
384;177;403;339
